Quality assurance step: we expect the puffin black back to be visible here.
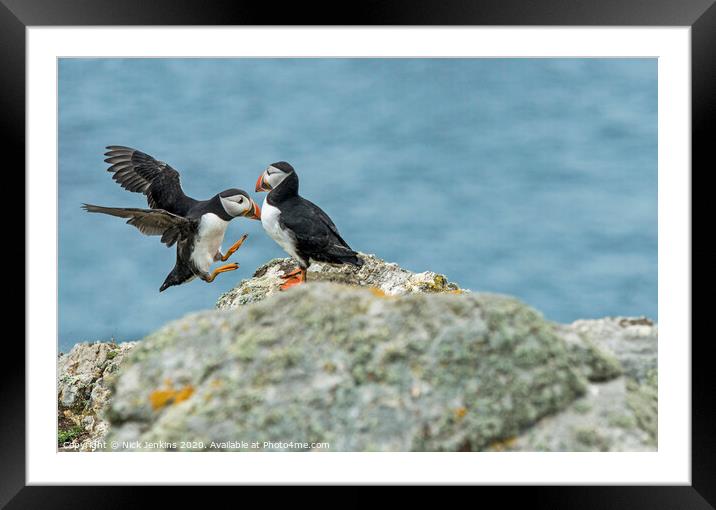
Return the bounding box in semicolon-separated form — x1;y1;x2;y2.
255;161;363;291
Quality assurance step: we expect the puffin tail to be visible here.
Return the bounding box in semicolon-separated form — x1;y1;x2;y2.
335;252;363;267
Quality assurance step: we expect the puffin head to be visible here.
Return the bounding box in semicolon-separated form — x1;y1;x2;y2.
218;189;261;220
255;161;294;192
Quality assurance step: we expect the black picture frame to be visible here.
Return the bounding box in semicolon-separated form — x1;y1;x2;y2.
4;0;707;503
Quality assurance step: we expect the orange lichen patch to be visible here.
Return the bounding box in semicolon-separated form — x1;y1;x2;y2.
369;287;389;298
210;378;223;388
488;436;518;452
448;289;464;295
453;407;468;420
174;385;194;404
150;390;175;410
149;384;195;410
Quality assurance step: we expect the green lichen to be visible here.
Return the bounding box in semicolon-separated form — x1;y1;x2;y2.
568;334;623;382
58;425;84;446
607;412;637;429
573;400;592;414
574;427;610;451
626;369;658;441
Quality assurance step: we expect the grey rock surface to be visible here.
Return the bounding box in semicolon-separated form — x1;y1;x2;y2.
106;283;588;451
506;318;657;451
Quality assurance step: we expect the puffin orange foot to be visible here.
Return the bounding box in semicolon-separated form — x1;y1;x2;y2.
279;269;306;290
205;262;239;283
280;268;302;279
279;276;303;291
220;234;248;261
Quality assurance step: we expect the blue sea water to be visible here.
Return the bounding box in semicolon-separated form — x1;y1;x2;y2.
58;58;657;352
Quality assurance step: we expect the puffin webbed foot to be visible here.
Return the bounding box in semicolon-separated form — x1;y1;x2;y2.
219;234;249;262
279;268;306;290
280;268;302;279
204;262;239;283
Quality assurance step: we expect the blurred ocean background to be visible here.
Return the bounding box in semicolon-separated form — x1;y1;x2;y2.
58;58;657;352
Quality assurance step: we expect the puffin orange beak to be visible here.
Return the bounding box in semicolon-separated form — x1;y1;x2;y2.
249;199;261;220
255;172;270;192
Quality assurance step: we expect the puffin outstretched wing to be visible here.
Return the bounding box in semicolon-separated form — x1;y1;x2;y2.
104;146;197;216
279;199;362;265
82;204;197;247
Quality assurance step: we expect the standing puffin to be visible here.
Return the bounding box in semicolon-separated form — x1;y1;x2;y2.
255;161;363;290
83;146;261;292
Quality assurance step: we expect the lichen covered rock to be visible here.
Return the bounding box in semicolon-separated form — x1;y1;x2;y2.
558;324;623;382
569;317;657;382
57;341;136;451
507;318;658;451
60;256;658;452
216;253;462;309
106;283;587;451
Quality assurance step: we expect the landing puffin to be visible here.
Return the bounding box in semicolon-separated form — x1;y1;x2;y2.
83;146;261;292
255;161;363;290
